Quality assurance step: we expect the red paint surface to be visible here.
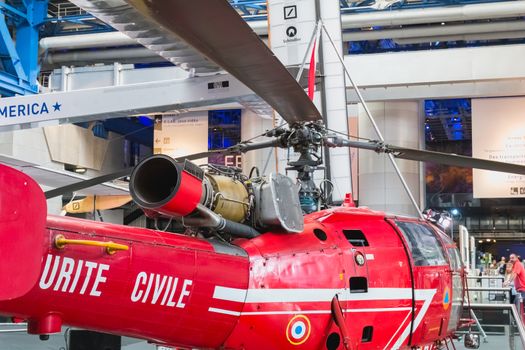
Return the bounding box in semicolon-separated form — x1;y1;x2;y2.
0;165;464;349
157;170;203;217
0;164;46;300
307;40;316;101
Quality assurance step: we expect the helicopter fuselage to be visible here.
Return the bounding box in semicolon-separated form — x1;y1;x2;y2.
0;164;463;349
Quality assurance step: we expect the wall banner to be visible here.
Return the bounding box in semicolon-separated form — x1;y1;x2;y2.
472;97;525;198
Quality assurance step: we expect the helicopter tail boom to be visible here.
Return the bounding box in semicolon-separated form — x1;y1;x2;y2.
0;165;250;348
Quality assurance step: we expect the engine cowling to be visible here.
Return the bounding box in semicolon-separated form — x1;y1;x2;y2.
130;155;250;223
129;154;303;234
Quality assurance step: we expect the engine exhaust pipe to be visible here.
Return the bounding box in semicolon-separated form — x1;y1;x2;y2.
130;154;204;217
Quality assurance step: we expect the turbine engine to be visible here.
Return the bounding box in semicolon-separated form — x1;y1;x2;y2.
129;154;303;236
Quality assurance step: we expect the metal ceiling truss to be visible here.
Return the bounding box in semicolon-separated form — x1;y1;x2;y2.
230;0;267;19
340;0;514;13
43;14;113;36
6;0;524;95
44;1;112;36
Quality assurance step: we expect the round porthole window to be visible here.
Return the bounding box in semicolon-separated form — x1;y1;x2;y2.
355;253;365;266
326;332;341;350
314;228;327;241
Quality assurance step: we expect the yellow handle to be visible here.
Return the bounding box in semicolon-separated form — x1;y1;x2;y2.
54;234;129;255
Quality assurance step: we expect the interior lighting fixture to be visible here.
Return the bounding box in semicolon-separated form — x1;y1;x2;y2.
74;167;87;174
64;164;87;175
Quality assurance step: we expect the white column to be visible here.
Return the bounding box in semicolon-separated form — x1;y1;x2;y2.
241;109;277;175
267;0;352;201
267;0;317;67
358;101;422;217
319;0;352;201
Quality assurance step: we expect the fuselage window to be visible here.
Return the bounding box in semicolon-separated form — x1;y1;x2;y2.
343;229;369;247
395;221;447;266
361;326;373;342
349;277;368;293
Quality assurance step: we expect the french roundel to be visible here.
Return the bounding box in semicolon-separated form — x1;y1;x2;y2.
286;315;311;345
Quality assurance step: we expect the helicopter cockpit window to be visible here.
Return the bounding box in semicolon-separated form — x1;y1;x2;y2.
448;247;463;271
395;221;447;267
436;231;463;270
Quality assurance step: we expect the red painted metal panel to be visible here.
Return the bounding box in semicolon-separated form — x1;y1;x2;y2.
0;164;46;300
0;215;249;348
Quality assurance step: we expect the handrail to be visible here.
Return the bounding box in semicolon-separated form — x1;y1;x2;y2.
468;287;511;292
0;323;27;326
467;303;525;347
0;323;28;334
467;276;504;280
54;234;129;255
510;304;525;345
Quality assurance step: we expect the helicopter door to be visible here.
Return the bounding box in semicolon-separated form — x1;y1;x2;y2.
342;229;370;291
392;220;449;344
431;228;464;334
435;231;465;334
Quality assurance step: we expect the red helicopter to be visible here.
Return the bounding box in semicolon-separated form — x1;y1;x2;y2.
1;1;525;349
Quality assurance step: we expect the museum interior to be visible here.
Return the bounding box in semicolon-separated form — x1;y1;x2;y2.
1;0;525;349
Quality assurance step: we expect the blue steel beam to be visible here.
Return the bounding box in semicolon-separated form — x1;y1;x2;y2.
0;15;28;82
0;0;47;96
17;0;47;91
0;70;35;96
0;2;28;20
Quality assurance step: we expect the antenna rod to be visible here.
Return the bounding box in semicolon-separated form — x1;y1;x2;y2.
321;24;424;219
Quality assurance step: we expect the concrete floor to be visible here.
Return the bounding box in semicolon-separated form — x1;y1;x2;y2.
0;330;157;350
1;330;523;350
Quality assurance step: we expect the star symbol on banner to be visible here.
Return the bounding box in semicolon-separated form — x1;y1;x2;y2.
53;102;62;112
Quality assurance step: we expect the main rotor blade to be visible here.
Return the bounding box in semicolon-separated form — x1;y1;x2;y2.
44;168;133;200
389;146;525;175
335;138;525;175
125;0;322;125
43;150;227;199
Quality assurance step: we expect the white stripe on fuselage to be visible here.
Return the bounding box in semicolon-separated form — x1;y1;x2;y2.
213;286;247;303
207;306;411;316
209;286;436;349
212;286;424;304
392;289;436;349
384;310;413;350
